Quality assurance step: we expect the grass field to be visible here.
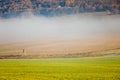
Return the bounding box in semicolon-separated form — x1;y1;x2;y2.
0;56;120;80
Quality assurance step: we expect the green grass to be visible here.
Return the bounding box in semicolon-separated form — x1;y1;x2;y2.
0;56;120;80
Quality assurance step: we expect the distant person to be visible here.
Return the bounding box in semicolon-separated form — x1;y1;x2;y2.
23;49;25;54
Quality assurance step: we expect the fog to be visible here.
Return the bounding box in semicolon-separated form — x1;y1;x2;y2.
0;14;120;44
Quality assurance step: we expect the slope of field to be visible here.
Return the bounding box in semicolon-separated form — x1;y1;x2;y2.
0;48;120;59
0;42;120;58
1;36;120;57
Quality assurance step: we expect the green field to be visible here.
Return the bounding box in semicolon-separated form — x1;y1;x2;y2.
0;56;120;80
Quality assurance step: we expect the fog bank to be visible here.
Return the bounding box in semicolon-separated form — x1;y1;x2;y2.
0;14;120;45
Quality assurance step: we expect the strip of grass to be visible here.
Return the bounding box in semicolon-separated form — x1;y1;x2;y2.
0;56;120;80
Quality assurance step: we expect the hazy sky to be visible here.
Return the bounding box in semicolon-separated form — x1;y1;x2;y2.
0;14;120;44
